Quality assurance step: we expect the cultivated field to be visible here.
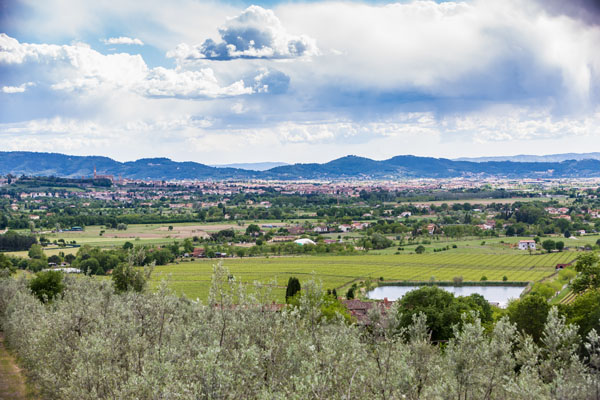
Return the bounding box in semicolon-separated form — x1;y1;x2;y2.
151;252;574;302
27;220;294;248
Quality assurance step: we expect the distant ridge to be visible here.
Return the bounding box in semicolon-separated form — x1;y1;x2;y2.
211;162;289;171
454;152;600;163
3;151;600;180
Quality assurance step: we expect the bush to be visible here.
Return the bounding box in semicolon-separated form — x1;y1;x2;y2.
346;286;355;299
28;270;64;302
558;268;576;282
480;276;488;281
415;245;426;254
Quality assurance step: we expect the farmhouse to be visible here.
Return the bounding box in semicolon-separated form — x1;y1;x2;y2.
343;298;392;324
313;225;329;233
518;240;536;250
426;224;436;235
288;226;305;235
338;224;352;232
192;247;206;258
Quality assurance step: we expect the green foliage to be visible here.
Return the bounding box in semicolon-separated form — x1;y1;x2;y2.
28;270;64;302
0;231;37;251
542;239;556;253
112;261;152;293
370;233;393;249
149;248;173;266
80;258;99;275
396;286;492;342
558;268;576;282
27;258;47;272
245;224;261;235
565;289;600;338
571;252;600;293
415;245;426;254
285;277;301;302
2;271;600;398
530;282;557;300
346;286;355;299
28;243;45;260
506;294;550;342
0;253;15;276
47;254;61;265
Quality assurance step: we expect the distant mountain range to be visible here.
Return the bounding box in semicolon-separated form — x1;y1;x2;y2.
454;153;600;163
211;162;289;171
2;151;600;180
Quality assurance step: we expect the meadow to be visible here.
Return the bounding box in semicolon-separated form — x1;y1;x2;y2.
151;251;575;302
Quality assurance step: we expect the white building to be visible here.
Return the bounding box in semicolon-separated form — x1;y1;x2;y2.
518;240;536;250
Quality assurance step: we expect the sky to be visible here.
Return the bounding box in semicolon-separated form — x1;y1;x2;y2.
1;0;600;164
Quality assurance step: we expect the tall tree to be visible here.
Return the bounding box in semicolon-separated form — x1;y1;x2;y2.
285;277;301;303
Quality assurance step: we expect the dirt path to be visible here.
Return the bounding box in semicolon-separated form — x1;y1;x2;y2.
0;333;34;400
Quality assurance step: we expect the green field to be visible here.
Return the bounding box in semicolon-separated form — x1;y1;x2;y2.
151;252;575;302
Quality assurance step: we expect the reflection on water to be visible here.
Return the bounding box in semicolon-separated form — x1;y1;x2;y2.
367;285;526;307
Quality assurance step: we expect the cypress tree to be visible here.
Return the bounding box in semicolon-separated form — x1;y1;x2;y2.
285;277;301;302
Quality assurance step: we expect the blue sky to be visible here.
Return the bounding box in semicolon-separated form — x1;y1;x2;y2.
1;0;600;163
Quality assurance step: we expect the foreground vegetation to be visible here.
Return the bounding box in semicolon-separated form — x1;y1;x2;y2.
2;267;600;399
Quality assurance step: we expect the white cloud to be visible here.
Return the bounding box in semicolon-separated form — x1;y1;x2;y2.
167;5;319;62
0;33;252;99
275;0;600;108
2;1;600;163
140;67;252;98
2;82;34;93
102;36;144;45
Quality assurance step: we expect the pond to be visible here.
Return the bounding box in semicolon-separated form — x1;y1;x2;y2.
366;285;527;307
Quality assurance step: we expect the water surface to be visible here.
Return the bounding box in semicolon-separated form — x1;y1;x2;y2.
367;285;526;307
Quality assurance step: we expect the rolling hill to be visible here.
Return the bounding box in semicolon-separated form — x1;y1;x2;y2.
2;151;600;180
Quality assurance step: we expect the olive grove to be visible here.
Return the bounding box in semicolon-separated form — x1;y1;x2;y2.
1;267;600;399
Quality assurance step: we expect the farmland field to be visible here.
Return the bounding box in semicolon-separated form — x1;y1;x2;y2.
151;252;575;302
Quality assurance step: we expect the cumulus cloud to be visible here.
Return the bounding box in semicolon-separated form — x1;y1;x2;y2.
102;36;144;45
167;5;318;62
252;69;290;94
2;82;34;93
141;67;251;98
0;33;252;98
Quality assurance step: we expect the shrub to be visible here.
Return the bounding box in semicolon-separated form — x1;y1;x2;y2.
28;270;64;302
